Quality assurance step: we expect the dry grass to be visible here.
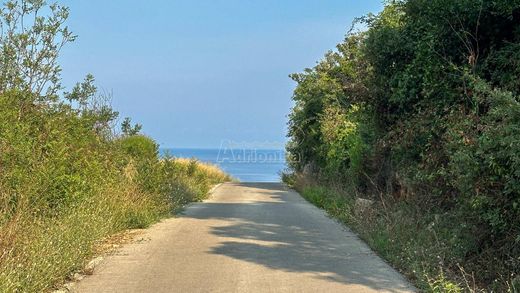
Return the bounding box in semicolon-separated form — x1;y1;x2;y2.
173;158;235;183
0;181;159;292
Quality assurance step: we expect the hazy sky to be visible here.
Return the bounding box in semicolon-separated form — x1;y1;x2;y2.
59;0;383;148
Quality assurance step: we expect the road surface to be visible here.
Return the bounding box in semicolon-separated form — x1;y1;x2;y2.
74;182;415;293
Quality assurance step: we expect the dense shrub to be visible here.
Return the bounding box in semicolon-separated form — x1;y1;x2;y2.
286;0;520;290
119;135;159;162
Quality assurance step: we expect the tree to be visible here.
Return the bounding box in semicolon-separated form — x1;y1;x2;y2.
0;0;76;100
121;117;142;136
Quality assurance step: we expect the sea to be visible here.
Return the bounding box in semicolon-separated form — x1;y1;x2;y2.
160;148;287;182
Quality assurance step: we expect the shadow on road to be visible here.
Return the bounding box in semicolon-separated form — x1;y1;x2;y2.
181;182;412;292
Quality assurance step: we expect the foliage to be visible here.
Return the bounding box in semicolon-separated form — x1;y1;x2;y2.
121;117;142;136
119;134;158;162
0;0;75;99
286;0;520;290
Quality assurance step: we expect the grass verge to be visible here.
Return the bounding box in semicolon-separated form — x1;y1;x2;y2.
289;177;519;292
0;157;231;292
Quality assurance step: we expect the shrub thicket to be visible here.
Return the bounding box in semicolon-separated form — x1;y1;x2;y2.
286;0;520;291
0;2;231;291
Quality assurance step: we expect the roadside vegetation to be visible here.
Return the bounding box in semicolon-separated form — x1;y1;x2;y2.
284;0;520;291
0;1;231;292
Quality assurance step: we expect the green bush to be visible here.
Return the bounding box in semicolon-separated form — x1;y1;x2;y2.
119;135;159;162
445;79;520;255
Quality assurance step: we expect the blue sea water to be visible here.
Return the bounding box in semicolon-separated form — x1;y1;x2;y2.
160;148;286;182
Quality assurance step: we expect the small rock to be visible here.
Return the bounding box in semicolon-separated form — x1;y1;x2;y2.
84;256;103;275
354;197;375;218
72;273;84;281
355;198;374;210
63;282;75;291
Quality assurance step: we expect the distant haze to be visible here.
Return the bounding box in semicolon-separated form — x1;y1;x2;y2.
59;0;383;148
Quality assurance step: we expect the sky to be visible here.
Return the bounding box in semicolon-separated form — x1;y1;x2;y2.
59;0;383;149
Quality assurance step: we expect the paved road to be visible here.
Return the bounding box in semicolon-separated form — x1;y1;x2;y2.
74;182;415;293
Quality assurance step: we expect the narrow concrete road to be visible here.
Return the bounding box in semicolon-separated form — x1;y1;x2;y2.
74;182;414;293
